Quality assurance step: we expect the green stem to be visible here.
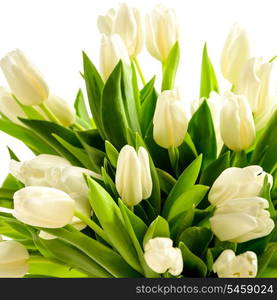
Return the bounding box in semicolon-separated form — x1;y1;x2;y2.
232;150;247;167
168;147;179;174
133;57;146;85
74;211;111;245
72;122;86;131
39;102;63;126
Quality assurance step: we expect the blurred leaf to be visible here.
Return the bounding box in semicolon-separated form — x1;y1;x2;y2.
178;133;198;171
74;89;91;125
163;155;202;217
179;242;207;277
257;242;277;276
143;216;170;248
105;140;119;168
156;168;176;195
0;188;14;209
161;42;180;91
200;43;219;98
188;100;217;168
167;185;209;221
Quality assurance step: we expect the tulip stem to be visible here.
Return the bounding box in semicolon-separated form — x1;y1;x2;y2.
73;122;86;131
39;102;63;126
133;57;146;85
74;211;111;245
168;147;179;174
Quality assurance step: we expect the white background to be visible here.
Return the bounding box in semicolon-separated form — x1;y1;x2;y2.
0;0;276;182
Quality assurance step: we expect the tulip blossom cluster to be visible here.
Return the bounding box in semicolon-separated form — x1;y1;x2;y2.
0;2;276;279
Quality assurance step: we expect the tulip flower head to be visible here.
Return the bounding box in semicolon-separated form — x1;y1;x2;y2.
213;250;257;278
115;145;152;206
0;49;49;106
0;86;26;125
145;5;179;62
221;24;250;85
144;237;183;276
235;57;277;130
220;92;256;151
210;197;274;243
13;186;75;228
209;165;273;206
0;239;29;278
153;89;188;149
100;34;130;81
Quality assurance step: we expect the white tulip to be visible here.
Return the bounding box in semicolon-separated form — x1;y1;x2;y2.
235;58;277;130
0;240;29;278
210;197;274;243
146;5;179;62
9;154;71;186
115;145;152;206
209;166;273;206
97;8;116;35
0;49;49;105
153;89;188;149
144;237;183;276
100;34;130;81
13;186;75;228
221;24;250;84
0;87;26;125
98;3;143;57
213;250;257;278
45;95;76;127
220;92;256;151
191;92;223;153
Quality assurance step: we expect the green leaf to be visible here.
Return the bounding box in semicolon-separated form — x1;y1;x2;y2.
14;97;45;121
118;200;159;278
0;118;57;155
188;100;217;168
101;167;117;198
74;89;91;125
257;242;277;276
82;52;105;138
200;151;230;186
178;227;213;258
20;118;83;166
52;134;93;170
105;140;119;168
140;77;157;136
178;133;198;171
0;188;15;209
87;177;142;273
156;168;176;195
161;42;180;91
162;155;202;217
260;175;276;218
179;242;207;277
143;216;170;248
251;110;277;173
200;43;219;98
167;185;209;221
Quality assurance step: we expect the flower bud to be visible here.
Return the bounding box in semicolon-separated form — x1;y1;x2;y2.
100;34;130;81
221;24;250;84
220;92;256;151
45;94;76;127
97;8;116;35
213;250;257;278
146;5;179;62
191;92;223;153
0;240;29;278
209;166;273;206
0;87;26;125
210;197;274;243
153;89;188;148
13;186;75;228
0;49;49;105
144;237;183;276
235;58;277;130
115;145;152;206
98;3;143;57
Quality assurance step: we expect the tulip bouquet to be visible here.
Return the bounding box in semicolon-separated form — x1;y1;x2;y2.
0;3;276;279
